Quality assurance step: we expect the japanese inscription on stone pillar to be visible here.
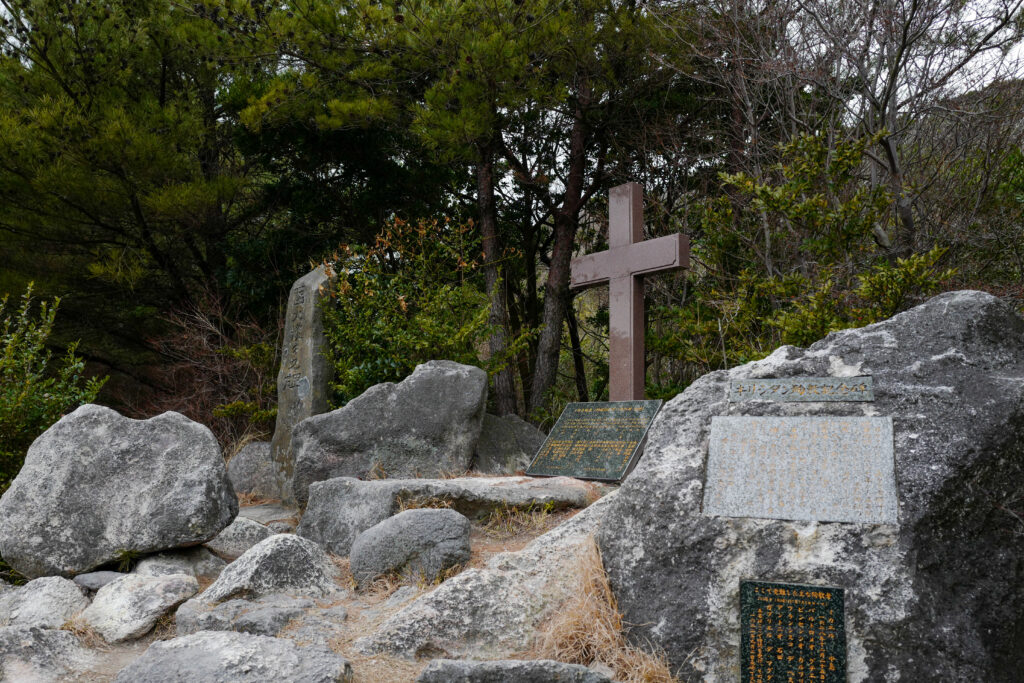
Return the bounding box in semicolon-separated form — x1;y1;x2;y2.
270;266;332;502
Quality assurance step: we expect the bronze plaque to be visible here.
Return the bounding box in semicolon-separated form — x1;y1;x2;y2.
526;400;662;481
730;377;873;402
740;580;846;683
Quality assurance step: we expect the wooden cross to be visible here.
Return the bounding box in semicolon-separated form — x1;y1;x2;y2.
570;182;689;401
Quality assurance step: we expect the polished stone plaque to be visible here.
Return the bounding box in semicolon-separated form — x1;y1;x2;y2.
740;580;846;683
526;400;662;481
730;376;873;403
703;416;897;524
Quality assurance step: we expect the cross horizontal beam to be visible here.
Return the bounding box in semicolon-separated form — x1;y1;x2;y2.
570;233;689;289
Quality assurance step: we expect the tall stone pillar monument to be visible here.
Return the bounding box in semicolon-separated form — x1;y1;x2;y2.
271;266;333;503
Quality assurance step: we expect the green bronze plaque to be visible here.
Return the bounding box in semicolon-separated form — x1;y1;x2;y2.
740;580;846;683
526;401;662;481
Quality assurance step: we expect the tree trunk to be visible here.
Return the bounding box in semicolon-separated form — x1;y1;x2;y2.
476;149;518;416
528;210;577;413
564;288;589;402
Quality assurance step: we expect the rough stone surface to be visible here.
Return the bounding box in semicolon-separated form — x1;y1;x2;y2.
112;630;353;682
298;475;595;555
80;573;198;643
0;577;89;629
356;492;618;659
0;626;96;682
291;360;488;504
176;593;315;637
73;571;125;592
350;509;471;585
416;659;613;683
228;441;277;498
135;547;226;581
597;290;1024;681
238;503;300;532
204;517;274;561
270;266;334;504
473;413;546;474
0;404;237;578
193;534;339;605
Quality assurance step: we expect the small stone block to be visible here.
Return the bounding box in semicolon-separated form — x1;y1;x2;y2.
703;416;897;524
526;401;662;481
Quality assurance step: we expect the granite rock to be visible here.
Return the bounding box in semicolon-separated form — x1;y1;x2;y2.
80;573;198;643
598;290;1024;681
192;534;338;605
228;441;278;498
473;413;546;474
298;475;595;555
356;492;618;659
0;404;236;578
204;517;274;561
350;509;471;586
112;630;353;682
135;547;226;582
176;593;315;637
0;626;96;682
270;266;334;504
73;571;125;593
0;577;89;629
416;659;613;683
291;360;487;504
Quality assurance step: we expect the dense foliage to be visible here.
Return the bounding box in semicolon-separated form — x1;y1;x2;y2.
0;285;105;489
0;0;1021;440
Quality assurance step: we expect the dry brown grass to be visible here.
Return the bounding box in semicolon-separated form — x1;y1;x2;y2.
236;492;277;507
61;617;109;651
531;536;679;683
151;613;177;640
395;494;454;512
481;503;554;539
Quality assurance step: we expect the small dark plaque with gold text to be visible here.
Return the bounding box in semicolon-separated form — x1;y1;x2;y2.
740;580;846;683
526;400;662;481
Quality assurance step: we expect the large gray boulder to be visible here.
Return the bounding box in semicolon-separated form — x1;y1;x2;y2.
191;534;338;605
228;441;277;498
350;509;471;586
298;475;596;555
112;630;353;682
0;577;89;629
417;659;613;683
291;360;488;504
0;626;96;682
79;573;198;643
598;290;1024;681
0;405;237;578
473;413;546;474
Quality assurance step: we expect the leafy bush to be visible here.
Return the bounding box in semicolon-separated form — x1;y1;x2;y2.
322;218;493;405
0;284;106;489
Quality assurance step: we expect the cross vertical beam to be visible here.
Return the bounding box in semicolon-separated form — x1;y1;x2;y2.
570;182;689;401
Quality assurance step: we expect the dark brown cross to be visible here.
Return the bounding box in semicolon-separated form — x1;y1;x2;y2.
570;182;689;401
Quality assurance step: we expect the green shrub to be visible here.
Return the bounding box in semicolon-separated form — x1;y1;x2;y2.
322;218;494;405
0;284;106;489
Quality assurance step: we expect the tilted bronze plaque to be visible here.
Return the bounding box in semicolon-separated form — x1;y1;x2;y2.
526;400;662;481
740;580;846;683
730;377;873;402
703;416;897;524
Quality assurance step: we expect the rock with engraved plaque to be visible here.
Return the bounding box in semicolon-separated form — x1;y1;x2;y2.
526;401;662;481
